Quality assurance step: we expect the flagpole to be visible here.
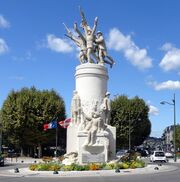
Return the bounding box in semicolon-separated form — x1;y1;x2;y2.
55;119;58;158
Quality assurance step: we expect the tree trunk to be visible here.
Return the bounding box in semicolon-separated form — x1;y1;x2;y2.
37;144;42;158
20;147;24;157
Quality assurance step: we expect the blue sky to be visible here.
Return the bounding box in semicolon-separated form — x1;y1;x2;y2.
0;0;180;137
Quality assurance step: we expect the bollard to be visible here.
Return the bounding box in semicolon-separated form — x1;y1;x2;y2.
53;170;59;174
115;168;120;173
14;168;19;173
154;167;159;170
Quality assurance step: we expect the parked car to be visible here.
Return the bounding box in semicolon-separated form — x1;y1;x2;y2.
150;151;167;162
116;149;127;158
0;156;4;166
7;149;20;158
134;148;149;157
165;152;173;158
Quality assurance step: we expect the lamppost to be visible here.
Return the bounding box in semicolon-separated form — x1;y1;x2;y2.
160;93;176;162
128;117;131;150
128;111;133;151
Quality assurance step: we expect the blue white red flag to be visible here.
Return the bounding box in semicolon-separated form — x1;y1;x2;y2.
43;118;57;131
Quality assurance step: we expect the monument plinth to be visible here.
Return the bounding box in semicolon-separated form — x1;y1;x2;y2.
67;63;116;164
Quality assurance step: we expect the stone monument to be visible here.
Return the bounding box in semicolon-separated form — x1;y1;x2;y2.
64;7;116;164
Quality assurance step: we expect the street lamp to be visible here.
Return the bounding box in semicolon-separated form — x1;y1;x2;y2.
160;93;176;162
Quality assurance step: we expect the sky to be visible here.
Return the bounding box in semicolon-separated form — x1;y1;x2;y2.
0;0;180;138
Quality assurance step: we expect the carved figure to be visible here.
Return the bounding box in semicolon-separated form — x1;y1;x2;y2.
63;23;87;64
79;7;99;63
82;110;104;146
101;92;111;124
71;90;81;125
83;17;98;63
95;31;115;68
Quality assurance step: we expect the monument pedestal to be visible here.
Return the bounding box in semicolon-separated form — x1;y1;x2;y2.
77;131;109;164
66;63;116;164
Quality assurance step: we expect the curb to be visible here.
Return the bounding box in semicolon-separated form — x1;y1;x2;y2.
0;164;178;178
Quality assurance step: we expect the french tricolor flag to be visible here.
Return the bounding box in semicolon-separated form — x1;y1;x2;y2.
43;118;57;131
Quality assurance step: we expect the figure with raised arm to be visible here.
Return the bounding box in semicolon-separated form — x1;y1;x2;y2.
63;23;87;64
79;7;99;63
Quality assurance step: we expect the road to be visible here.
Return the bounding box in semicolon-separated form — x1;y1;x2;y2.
0;162;179;182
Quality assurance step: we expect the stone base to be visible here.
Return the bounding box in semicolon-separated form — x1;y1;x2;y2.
77;131;109;164
66;124;116;164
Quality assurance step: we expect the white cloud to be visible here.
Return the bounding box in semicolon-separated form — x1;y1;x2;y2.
159;43;180;71
12;51;36;62
107;28;152;70
0;38;9;54
46;34;73;53
0;15;10;28
149;105;159;116
146;100;159;116
148;80;180;90
161;43;174;51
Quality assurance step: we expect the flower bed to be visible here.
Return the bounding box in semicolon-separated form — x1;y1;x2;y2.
29;159;145;171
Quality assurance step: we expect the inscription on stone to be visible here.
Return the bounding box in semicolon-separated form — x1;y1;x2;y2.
82;153;105;163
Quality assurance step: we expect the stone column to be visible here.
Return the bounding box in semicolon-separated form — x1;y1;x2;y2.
75;63;109;114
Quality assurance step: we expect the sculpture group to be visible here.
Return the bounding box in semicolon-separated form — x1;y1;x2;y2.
71;91;111;146
64;7;115;68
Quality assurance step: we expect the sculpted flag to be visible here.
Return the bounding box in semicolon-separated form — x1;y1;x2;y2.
43;118;57;131
59;118;71;128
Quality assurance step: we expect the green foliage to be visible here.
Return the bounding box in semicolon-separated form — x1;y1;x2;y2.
120;152;140;162
29;164;39;171
175;125;180;149
111;95;151;148
102;163;115;170
0;87;66;155
29;160;145;171
176;152;180;158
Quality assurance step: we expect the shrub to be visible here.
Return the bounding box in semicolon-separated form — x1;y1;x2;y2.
37;163;51;171
103;165;113;170
58;155;64;162
42;156;53;163
48;164;61;171
121;163;129;169
60;165;73;171
176;152;180;158
29;164;38;171
104;163;115;170
120;151;140;162
89;163;100;170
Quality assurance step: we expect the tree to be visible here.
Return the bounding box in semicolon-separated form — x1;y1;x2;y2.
175;125;180;150
0;87;66;157
110;95;151;149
